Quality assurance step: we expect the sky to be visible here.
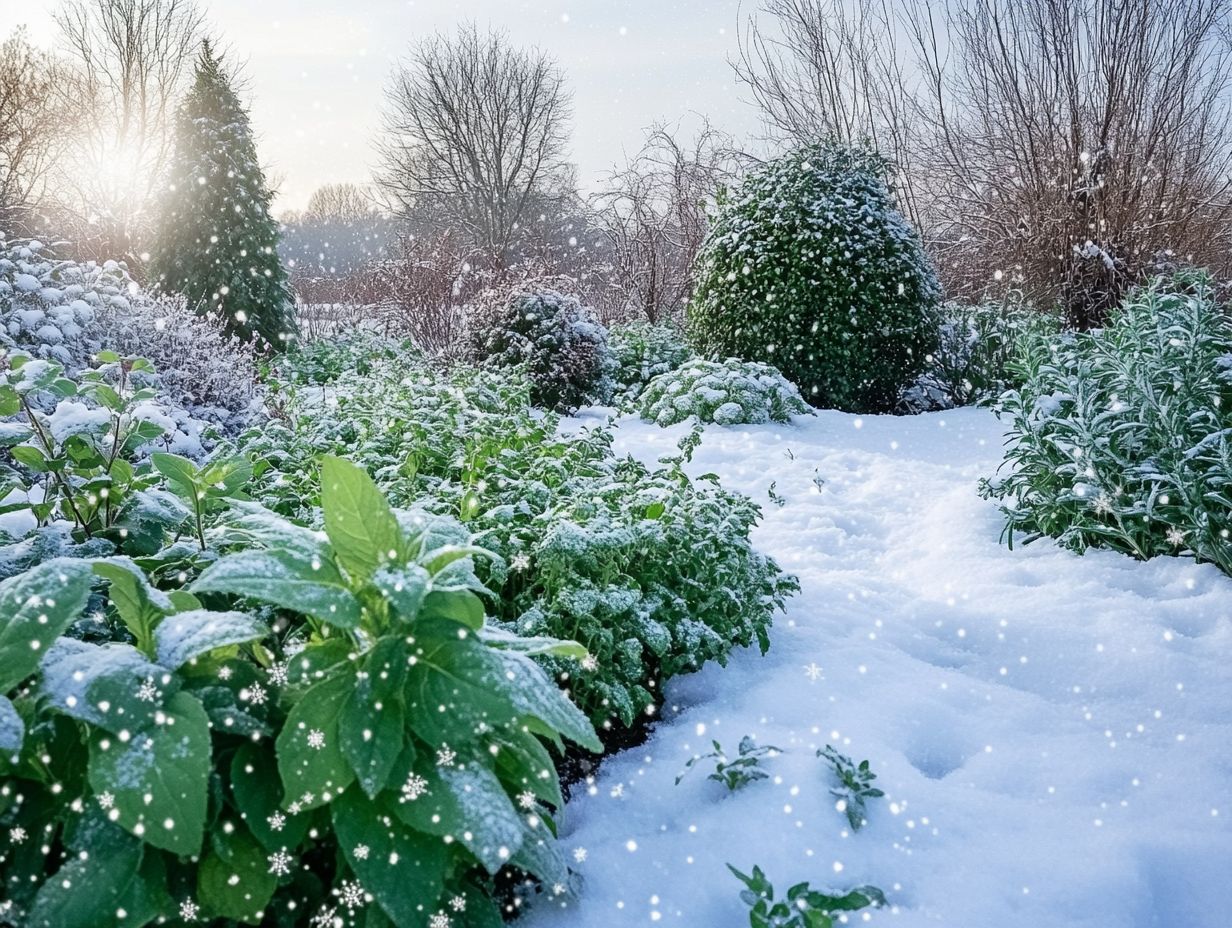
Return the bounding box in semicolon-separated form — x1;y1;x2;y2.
4;0;768;213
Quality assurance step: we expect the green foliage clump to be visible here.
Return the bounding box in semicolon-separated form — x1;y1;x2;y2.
818;746;884;831
0;455;598;927
729;864;885;928
676;735;781;790
150;43;296;348
905;298;1064;410
638;357;811;427
688;143;941;413
607;320;694;405
981;273;1232;574
274;331;417;386
238;351;797;729
468;288;613;413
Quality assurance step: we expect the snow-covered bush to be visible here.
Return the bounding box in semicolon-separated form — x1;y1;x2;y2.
688;144;941;413
608;320;694;405
239;353;798;728
1;236;260;427
468;287;614;412
638;358;811;426
981;273;1232;574
902;298;1064;411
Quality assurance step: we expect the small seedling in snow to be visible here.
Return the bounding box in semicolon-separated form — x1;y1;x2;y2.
677;736;782;790
819;745;884;831
767;481;787;507
728;863;886;928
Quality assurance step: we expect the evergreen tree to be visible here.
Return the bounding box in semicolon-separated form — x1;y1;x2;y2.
150;42;296;347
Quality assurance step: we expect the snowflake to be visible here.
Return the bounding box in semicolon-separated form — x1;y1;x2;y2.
400;773;430;803
804;661;824;681
1092;491;1114;515
336;879;366;912
136;677;158;702
287;801;303;815
517;790;537;810
242;684;268;705
448;895;467;912
429;914;451;928
580;655;598;671
436;743;456;767
353;843;370;860
97;791;115;809
1166;527;1187;546
8;827;27;844
572;846;588;863
179;899;200;921
510;553;531;571
218;666;233;681
267;812;286;832
268;662;290;686
310;906;337;928
610;783;624;798
552;882;567;896
267;849;293;876
306;729;326;750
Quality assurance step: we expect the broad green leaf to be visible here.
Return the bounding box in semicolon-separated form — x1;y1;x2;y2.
419;588;485;629
509;816;569;885
319;454;402;580
340;638;407;797
0;693;23;755
153;609;268;669
150;451;200;499
275;671;355;809
10;444;50;471
221;500;333;562
372;564;430;622
87;690;211;856
92;556;173;643
40;638;177;733
197;825;277;924
333;789;449;928
491;729;564;810
489;647;602;753
192;550;361;628
394;761;524;875
0;558;92;691
479;625;589;659
230;743;309;851
25;830;144;928
112;490;190;556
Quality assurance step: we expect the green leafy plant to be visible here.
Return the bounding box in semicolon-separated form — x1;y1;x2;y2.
0;454;600;927
608;320;694;406
676;736;782;790
818;746;884;831
638;358;812;427
689;142;940;413
729;864;886;928
981;273;1232;574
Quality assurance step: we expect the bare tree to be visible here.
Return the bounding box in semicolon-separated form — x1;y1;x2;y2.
591;121;738;323
0;29;76;233
737;0;1232;326
53;0;206;258
376;23;573;271
303;182;381;223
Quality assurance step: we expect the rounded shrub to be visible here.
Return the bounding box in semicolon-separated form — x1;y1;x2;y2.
608;320;695;405
688;143;941;413
469;287;613;412
638;357;811;427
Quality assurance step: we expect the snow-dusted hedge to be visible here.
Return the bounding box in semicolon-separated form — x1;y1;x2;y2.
468;287;614;412
608;320;694;405
0;236;260;427
639;358;811;426
689;143;941;413
981;273;1232;574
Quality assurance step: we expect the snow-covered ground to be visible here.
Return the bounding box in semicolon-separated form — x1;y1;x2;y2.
530;407;1232;928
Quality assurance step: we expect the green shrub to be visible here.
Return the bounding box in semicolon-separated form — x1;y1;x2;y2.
0;455;598;927
638;358;811;427
608;321;694;405
688;143;941;413
904;298;1064;410
238;354;797;729
728;864;885;928
981;274;1232;573
468;288;613;413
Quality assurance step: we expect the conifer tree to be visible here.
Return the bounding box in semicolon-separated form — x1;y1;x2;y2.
150;42;296;347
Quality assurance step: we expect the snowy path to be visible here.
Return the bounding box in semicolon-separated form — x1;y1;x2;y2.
529;408;1232;928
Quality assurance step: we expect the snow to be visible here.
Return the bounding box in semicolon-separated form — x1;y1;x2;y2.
531;406;1232;928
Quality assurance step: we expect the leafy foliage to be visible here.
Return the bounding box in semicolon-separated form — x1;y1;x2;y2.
638;357;811;426
150;43;296;348
676;735;781;790
239;350;797;729
468;288;614;412
607;320;694;405
818;746;884;831
0;454;598;927
980;274;1232;574
688;143;941;413
729;864;886;928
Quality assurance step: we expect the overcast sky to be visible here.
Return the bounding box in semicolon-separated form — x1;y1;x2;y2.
5;0;767;212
